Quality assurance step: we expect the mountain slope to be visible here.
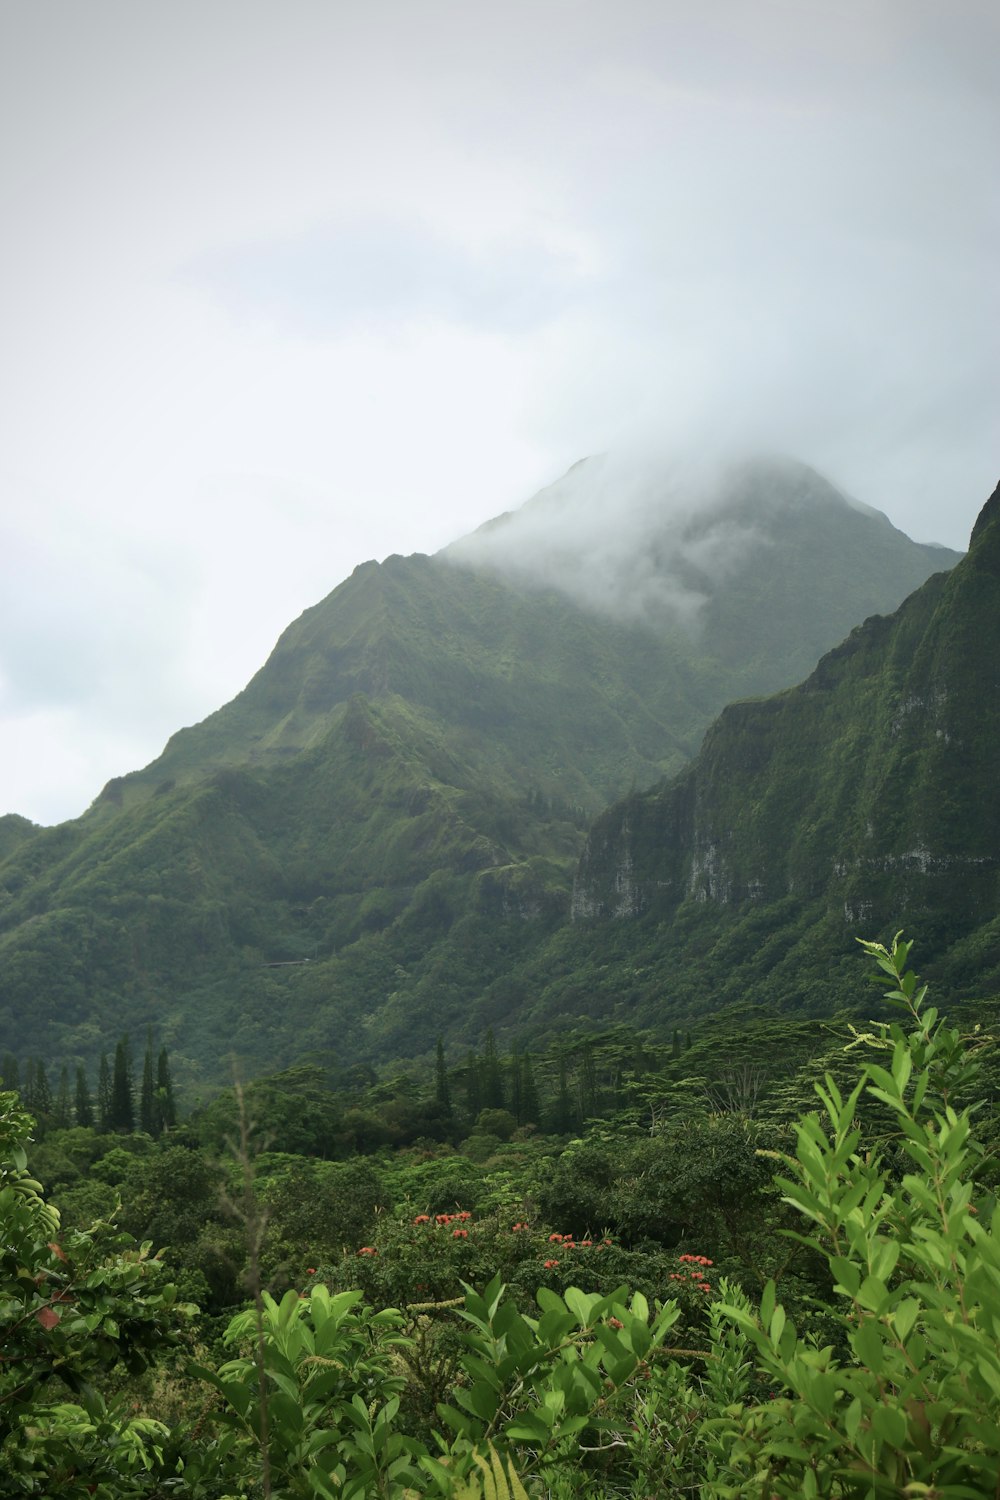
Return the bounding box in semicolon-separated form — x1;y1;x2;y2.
563;478;1000;1026
0;457;962;1079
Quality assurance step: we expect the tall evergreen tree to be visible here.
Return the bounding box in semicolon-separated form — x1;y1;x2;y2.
110;1038;134;1133
31;1061;53;1120
464;1051;482;1123
97;1053;112;1133
552;1052;577;1135
75;1065;94;1128
520;1052;540;1127
579;1043;599;1121
155;1047;176;1132
481;1029;505;1110
509;1044;523;1126
139;1036;156;1135
54;1065;72;1129
434;1038;452;1122
1;1054;18;1092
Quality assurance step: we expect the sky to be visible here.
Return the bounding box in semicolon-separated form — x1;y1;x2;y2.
1;0;997;826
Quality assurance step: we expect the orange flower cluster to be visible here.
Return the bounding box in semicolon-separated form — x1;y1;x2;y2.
511;1222;529;1232
543;1258;559;1269
423;1211;473;1226
357;1246;378;1256
452;1228;469;1239
670;1252;713;1293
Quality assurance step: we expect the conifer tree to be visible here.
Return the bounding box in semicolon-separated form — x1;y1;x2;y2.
579;1043;599;1121
110;1038;134;1133
520;1051;540;1126
509;1044;523;1125
31;1061;53;1120
552;1052;576;1134
75;1065;94;1128
434;1038;452;1122
464;1051;482;1123
97;1053;112;1133
54;1065;72;1129
140;1037;156;1136
1;1054;18;1092
481;1029;505;1110
155;1047;176;1132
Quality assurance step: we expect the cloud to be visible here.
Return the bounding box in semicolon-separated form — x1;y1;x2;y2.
443;448;774;630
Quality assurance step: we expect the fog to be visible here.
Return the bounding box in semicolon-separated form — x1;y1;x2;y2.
1;1;997;823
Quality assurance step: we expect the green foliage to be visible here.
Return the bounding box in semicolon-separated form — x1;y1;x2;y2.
0;1091;195;1496
714;933;1000;1496
192;1284;423;1498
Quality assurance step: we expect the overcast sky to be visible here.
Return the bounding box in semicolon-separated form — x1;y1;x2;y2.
2;0;997;826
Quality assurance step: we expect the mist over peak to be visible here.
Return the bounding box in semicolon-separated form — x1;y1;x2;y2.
442;450;886;631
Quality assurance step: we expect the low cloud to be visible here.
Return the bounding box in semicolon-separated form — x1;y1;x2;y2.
443;447;788;630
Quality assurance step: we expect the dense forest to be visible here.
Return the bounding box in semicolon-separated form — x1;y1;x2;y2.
3;936;1000;1496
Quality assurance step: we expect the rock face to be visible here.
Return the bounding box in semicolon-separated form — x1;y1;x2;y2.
572;479;1000;993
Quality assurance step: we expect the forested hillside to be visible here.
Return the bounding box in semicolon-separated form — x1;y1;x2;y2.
0;458;959;1083
558;477;1000;1027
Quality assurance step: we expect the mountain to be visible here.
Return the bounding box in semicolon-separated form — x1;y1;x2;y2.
561;477;1000;1027
0;457;961;1083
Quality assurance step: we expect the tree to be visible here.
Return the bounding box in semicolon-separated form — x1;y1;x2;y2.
509;1045;523;1125
0;1090;191;1494
434;1038;452;1123
551;1052;577;1134
520;1052;540;1126
74;1065;94;1128
110;1037;134;1133
155;1047;176;1132
464;1050;482;1123
481;1029;505;1110
97;1053;112;1133
54;1065;71;1129
578;1043;599;1121
139;1037;156;1135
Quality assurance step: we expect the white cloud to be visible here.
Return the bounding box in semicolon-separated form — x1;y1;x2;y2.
0;0;997;822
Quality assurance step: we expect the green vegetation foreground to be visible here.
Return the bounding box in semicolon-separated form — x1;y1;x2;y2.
2;935;999;1497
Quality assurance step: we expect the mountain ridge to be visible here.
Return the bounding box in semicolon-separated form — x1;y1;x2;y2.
0;455;966;1080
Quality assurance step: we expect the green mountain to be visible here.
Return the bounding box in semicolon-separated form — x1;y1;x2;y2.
561;477;1000;1027
0;458;961;1083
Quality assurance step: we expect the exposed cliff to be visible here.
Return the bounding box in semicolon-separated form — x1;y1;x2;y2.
573;479;1000;999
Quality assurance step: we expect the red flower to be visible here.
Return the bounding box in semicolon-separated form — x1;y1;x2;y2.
544;1259;559;1269
435;1214;451;1225
452;1228;468;1239
607;1316;624;1330
413;1215;430;1225
306;1267;317;1275
357;1246;378;1256
548;1233;563;1243
455;1211;472;1221
512;1222;528;1232
579;1239;593;1247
